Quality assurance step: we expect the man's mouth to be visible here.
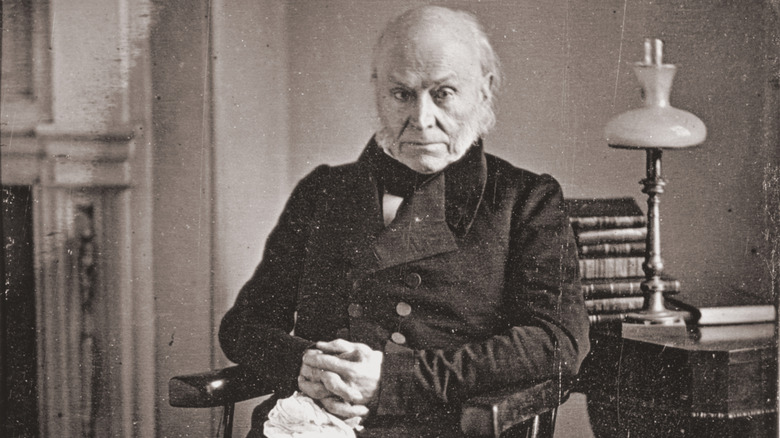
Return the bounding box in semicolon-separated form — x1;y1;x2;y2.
400;141;446;147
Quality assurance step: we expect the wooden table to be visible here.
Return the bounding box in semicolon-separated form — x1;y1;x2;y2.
578;322;777;437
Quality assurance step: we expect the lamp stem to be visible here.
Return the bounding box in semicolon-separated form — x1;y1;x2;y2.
645;148;664;281
643;148;668;314
626;148;685;324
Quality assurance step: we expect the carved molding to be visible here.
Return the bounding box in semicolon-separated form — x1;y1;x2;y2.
2;124;135;187
36;186;145;437
74;202;99;437
36;124;135;188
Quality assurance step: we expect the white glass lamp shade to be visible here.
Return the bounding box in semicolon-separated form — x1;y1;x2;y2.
606;63;706;149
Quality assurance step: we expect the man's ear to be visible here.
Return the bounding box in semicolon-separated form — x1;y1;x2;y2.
480;73;494;102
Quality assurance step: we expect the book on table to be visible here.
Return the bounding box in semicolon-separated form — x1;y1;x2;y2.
566;197;684;319
579;256;645;279
582;277;681;316
567;198;775;327
565;197;646;230
581;276;681;299
583;284;775;326
691;322;774;342
575;227;647;245
586;300;695;325
666;288;775;326
587;312;649;325
579;241;646;257
585;296;645;313
567;197;648;280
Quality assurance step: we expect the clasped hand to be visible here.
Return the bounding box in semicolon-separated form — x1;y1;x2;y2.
298;339;383;419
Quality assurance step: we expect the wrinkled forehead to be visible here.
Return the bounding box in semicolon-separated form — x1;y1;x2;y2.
375;13;483;85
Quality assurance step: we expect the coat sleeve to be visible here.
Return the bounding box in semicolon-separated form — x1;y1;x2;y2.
218;166;328;397
374;174;590;415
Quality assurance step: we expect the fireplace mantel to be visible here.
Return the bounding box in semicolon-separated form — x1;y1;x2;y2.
1;0;157;436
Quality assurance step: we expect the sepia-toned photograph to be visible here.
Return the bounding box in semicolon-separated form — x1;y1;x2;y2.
1;1;778;437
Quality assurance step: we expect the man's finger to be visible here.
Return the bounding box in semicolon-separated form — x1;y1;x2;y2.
299;363;321;382
297;375;332;400
319;370;363;403
319;397;370;419
315;339;356;355
302;351;355;377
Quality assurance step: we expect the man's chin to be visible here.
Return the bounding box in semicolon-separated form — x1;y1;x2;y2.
396;155;451;174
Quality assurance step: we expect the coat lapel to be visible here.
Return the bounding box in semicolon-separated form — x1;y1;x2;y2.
444;141;487;237
335;164;384;273
371;174;458;272
341;138;488;276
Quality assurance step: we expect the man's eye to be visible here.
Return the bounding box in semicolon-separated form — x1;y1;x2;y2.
433;87;456;101
392;89;411;102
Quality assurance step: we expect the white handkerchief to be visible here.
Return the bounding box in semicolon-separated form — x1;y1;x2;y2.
263;392;362;438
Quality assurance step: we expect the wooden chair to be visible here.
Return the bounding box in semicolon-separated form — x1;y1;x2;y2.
169;365;569;438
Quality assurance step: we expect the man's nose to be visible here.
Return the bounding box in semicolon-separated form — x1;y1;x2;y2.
409;93;436;129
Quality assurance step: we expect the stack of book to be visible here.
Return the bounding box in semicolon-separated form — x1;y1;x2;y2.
565;198;681;325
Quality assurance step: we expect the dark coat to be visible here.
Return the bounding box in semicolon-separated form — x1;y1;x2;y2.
219;139;590;422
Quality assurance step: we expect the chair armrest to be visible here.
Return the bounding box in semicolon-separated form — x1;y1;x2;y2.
171;367;569;437
460;378;569;437
169;365;273;408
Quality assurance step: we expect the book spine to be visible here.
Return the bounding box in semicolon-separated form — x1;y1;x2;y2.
579;257;644;279
588;313;627;324
585;297;645;313
579;242;646;257
570;215;647;230
581;278;681;299
576;227;647;245
588;309;694;325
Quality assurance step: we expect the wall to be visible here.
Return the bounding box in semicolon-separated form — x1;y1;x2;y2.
211;1;291;436
150;1;217;436
151;0;291;436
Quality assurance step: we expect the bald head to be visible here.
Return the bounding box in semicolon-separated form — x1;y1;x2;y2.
372;7;501;174
372;6;501;104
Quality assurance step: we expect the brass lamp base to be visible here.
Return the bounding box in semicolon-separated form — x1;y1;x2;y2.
624;287;687;325
624;309;686;325
622;282;688;337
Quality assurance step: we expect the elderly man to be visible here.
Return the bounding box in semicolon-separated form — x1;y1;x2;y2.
219;5;590;437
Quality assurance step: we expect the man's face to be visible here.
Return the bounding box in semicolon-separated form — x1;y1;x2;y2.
374;27;492;174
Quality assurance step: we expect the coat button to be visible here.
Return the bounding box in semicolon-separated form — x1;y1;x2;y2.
348;303;363;318
404;272;422;288
391;332;406;345
395;302;412;317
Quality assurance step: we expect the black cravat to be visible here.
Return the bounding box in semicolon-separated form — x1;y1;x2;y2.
363;138;485;229
365;144;436;225
369;147;435;198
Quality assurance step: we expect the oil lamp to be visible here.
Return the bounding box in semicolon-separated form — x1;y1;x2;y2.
605;38;706;324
